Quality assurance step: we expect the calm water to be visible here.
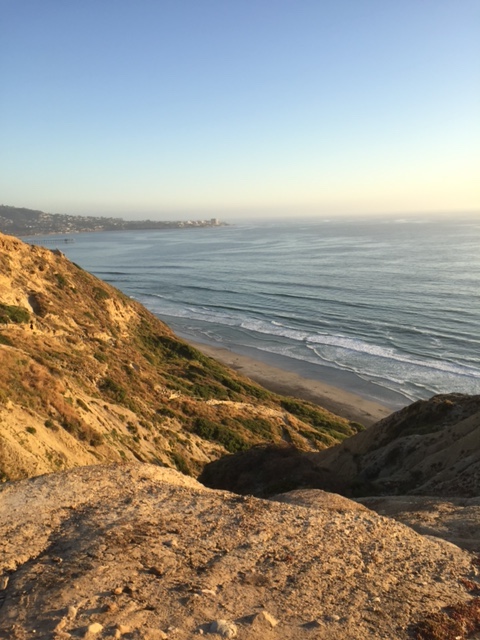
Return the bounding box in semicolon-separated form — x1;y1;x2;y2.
26;218;480;409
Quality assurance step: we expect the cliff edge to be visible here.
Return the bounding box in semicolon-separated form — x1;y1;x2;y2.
1;463;479;640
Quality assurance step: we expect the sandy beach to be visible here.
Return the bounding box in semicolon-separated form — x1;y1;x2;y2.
192;341;393;427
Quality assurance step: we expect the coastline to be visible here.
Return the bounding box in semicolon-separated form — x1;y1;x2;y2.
191;341;393;427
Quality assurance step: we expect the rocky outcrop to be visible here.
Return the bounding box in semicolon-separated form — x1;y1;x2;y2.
0;463;479;640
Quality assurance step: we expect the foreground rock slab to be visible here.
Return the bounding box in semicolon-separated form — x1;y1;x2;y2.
0;464;478;639
357;495;480;553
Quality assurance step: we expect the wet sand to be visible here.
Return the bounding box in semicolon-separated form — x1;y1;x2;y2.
192;342;392;427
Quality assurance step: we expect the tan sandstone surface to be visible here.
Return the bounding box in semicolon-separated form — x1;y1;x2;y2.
1;463;479;640
357;495;480;553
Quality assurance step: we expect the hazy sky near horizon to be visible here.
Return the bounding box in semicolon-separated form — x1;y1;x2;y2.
1;0;479;220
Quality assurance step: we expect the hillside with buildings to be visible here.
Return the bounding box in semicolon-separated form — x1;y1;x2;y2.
0;205;225;237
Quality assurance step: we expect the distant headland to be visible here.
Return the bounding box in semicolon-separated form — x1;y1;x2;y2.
0;205;227;237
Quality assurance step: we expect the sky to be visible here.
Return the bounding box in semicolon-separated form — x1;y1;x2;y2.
1;0;479;221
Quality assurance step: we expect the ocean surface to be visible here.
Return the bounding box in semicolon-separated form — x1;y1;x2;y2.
25;218;480;409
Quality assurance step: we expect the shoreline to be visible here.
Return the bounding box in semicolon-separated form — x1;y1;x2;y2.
191;341;393;427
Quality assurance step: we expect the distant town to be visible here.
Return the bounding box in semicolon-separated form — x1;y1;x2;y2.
0;205;227;237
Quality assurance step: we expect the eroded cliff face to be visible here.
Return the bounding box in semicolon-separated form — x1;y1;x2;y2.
0;232;356;481
0;463;479;640
201;393;480;500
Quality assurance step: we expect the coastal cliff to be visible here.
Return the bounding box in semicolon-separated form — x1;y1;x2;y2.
0;232;357;482
1;231;480;638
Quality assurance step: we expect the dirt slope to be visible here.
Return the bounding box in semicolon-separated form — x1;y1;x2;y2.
1;463;479;640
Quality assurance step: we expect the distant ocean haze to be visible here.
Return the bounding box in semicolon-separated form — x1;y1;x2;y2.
27;218;480;409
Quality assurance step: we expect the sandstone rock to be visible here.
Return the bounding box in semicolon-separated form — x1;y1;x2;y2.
67;605;78;619
251;610;279;628
54;617;67;632
209;619;238;637
0;464;477;640
87;622;103;635
143;629;168;639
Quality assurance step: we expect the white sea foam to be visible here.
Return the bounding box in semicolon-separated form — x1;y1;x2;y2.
305;335;480;378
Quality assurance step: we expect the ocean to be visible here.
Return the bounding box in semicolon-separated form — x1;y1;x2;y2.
25;217;480;410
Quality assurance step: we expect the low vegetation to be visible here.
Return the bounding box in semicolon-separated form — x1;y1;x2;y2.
0;302;30;324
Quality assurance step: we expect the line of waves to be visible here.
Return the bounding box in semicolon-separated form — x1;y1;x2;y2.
140;291;480;346
136;294;480;400
34;222;480;405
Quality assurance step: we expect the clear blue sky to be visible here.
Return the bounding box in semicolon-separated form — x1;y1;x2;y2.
1;0;479;220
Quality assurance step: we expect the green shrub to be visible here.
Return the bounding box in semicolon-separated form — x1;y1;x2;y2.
237;381;270;400
55;273;68;289
136;325;201;362
60;414;82;435
93;286;110;301
60;413;103;446
156;406;177;419
98;377;127;403
161;337;200;360
54;273;68;288
281;398;349;433
26;426;36;435
0;303;30;324
220;377;243;393
126;421;138;434
234;416;273;437
190;382;228;400
0;334;14;346
88;430;104;446
192;417;249;453
171;452;191;475
349;421;365;433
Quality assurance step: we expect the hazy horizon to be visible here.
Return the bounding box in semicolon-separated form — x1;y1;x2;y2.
6;203;480;226
2;1;479;220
